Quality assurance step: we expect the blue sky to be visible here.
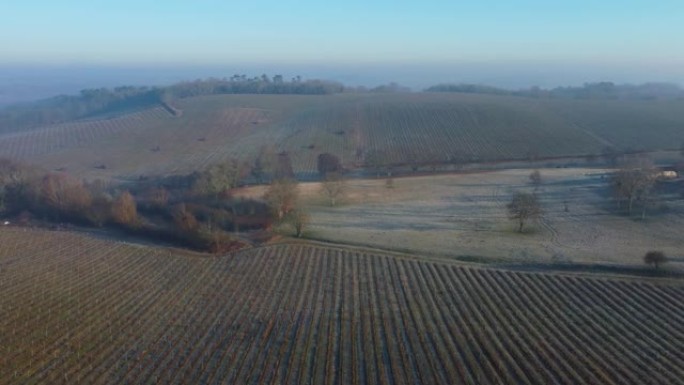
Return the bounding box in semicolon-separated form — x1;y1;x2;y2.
1;1;683;88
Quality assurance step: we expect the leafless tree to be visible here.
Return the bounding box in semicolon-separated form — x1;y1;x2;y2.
286;208;309;237
320;172;346;206
507;192;543;232
264;178;299;221
610;157;657;216
529;170;542;190
172;203;199;234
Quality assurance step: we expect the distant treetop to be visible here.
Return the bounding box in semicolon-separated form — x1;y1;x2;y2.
425;82;684;101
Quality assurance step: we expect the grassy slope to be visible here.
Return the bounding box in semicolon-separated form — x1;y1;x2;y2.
231;169;684;266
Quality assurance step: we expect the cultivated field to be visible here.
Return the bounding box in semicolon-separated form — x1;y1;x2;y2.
1;93;683;179
0;100;277;180
1;228;683;384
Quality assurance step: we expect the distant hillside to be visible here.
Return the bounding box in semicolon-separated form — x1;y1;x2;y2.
0;92;683;180
0;76;344;133
426;82;684;101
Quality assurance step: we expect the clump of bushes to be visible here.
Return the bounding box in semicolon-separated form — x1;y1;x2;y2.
0;158;269;253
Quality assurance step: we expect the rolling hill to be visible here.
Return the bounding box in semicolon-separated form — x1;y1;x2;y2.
0;92;683;180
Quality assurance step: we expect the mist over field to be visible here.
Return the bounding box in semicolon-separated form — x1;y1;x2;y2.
2;1;684;383
2;61;683;106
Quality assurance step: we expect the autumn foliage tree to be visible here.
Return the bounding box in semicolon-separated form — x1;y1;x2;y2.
111;191;138;227
40;173;92;220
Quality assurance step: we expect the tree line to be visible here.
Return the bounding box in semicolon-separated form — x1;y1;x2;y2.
425;82;684;100
0;158;278;253
0;150;349;250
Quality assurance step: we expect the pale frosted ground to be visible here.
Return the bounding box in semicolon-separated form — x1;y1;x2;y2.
266;169;684;266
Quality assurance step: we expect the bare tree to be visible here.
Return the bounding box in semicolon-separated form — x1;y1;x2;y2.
320;172;346;206
610;157;657;216
172;203;199;234
286;208;309;237
507;192;543;232
529;170;542;190
644;251;668;269
264;178;299;221
146;187;169;209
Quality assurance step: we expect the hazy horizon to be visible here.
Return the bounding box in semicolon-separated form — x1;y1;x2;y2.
2;1;683;104
1;62;682;106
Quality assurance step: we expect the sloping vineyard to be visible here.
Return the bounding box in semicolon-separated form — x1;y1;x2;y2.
0;228;682;384
0;104;273;178
2;93;684;179
547;98;684;151
271;93;618;175
0;107;171;160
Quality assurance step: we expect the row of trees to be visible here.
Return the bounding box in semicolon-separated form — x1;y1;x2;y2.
0;159;134;227
426;82;684;100
0;158;275;253
165;76;344;99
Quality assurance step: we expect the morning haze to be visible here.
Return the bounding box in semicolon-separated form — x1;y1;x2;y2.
1;1;683;384
2;1;683;103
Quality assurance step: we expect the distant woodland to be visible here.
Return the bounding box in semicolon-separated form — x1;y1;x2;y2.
425;81;684;100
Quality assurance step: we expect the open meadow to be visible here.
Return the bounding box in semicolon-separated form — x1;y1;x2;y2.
1;228;683;385
243;168;684;267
